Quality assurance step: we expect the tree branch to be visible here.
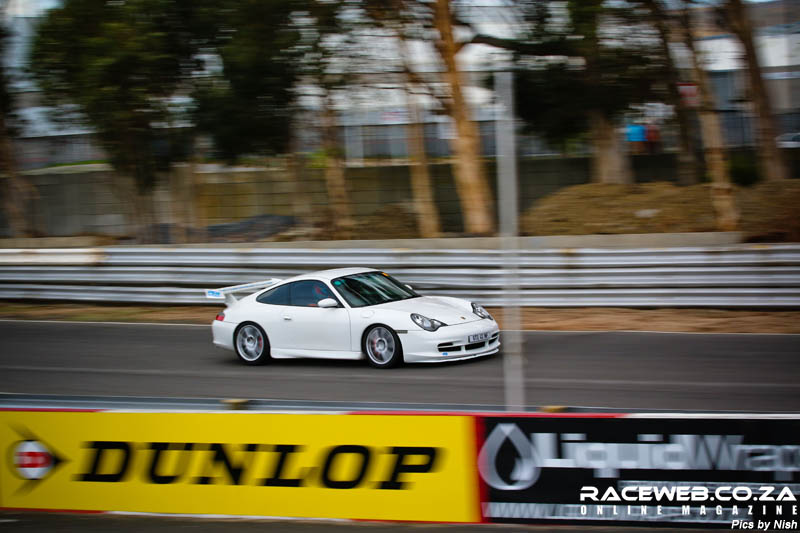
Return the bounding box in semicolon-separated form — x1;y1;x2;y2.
468;33;579;57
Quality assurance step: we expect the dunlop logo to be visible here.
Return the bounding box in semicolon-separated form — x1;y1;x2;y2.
76;441;440;490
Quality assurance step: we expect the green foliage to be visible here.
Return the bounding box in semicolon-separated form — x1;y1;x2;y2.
0;24;10;117
727;150;759;186
29;0;328;174
192;0;302;162
514;64;590;143
29;0;214;192
511;1;666;145
192;0;364;164
0;21;22;137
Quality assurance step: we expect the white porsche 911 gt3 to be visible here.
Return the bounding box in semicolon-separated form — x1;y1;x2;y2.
207;268;500;368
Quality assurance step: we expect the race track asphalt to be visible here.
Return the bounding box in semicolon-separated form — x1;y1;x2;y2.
0;510;715;533
0;321;800;411
0;320;798;411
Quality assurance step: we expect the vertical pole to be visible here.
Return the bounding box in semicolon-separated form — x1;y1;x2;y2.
495;69;525;411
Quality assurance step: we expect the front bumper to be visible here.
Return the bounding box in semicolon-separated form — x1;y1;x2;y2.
401;319;500;363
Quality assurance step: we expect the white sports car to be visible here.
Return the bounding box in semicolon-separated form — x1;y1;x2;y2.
207;267;500;368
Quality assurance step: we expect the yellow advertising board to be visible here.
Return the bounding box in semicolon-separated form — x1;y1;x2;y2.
0;411;480;522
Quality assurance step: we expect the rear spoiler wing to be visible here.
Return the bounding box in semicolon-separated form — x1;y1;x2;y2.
205;278;282;306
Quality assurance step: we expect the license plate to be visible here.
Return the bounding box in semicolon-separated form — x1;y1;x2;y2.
468;332;489;343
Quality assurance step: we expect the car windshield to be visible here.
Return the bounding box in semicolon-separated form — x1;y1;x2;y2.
331;271;419;308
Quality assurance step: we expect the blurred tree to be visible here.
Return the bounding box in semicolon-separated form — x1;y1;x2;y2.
719;0;788;182
483;1;663;184
431;0;495;234
0;18;31;237
193;0;370;240
676;3;738;230
192;0;301;162
363;0;442;238
319;90;355;239
404;86;443;238
190;0;307;237
640;0;703;185
298;0;357;239
30;0;216;241
364;0;495;235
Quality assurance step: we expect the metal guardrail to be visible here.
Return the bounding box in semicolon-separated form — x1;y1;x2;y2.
0;244;799;307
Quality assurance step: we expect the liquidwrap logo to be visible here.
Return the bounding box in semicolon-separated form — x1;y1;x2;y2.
478;424;800;491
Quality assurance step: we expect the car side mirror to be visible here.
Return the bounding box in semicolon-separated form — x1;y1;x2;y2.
406;284;413;291
318;298;338;308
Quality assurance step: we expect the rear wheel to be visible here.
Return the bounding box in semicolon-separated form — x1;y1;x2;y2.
234;323;270;365
363;325;403;368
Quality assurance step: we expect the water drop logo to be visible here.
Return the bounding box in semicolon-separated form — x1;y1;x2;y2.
478;423;541;491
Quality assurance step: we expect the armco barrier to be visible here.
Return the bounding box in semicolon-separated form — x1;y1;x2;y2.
0;244;799;307
1;406;799;527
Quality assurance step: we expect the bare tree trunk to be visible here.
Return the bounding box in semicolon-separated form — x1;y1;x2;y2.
393;23;442;239
642;0;702;185
581;4;632;186
433;0;495;235
288;152;312;226
186;152;202;243
680;8;738;231
726;0;788;182
321;97;354;239
114;172;152;243
0;110;34;237
131;189;152;243
180;137;202;243
187;146;209;243
286;124;312;230
589;111;633;184
405;90;441;238
169;166;188;244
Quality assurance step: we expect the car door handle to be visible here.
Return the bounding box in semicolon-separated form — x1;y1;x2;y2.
282;315;292;321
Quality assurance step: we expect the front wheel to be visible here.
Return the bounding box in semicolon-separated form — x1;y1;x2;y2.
234;322;270;365
363;325;403;368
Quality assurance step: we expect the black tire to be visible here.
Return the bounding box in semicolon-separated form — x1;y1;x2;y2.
233;322;270;365
362;324;403;368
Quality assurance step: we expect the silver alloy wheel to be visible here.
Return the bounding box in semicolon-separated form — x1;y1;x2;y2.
366;326;395;364
236;324;264;362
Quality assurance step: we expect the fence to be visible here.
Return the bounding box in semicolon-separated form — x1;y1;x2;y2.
1;244;799;307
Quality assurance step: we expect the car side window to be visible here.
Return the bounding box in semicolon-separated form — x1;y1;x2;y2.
256;283;291;305
290;280;336;307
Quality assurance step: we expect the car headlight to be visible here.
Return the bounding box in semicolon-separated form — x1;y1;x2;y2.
472;302;493;320
410;313;446;332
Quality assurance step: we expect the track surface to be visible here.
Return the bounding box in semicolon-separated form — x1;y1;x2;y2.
0;320;798;411
0;511;713;533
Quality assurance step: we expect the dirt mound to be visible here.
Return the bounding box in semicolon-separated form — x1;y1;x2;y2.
2;303;798;333
303;203;422;241
353;203;421;239
738;180;800;242
521;180;800;241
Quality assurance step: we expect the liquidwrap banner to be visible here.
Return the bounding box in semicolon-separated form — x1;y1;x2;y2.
476;416;800;527
0;411;480;522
